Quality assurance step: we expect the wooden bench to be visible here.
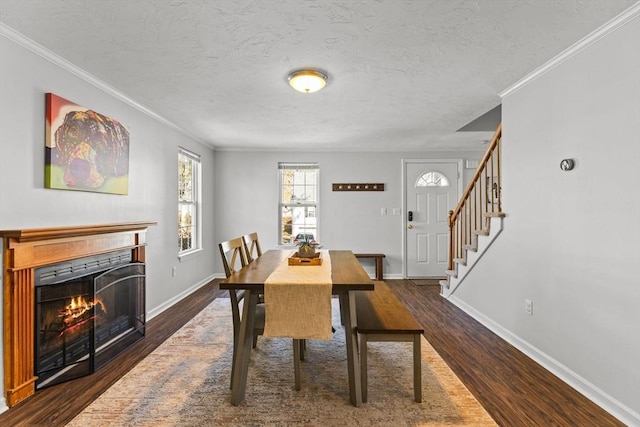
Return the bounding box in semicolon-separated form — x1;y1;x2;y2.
354;253;385;280
355;281;424;403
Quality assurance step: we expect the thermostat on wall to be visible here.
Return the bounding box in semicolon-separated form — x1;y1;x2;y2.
560;159;575;171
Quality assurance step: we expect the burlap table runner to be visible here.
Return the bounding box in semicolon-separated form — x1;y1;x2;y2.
263;250;332;340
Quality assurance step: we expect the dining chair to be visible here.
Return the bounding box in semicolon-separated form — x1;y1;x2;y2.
219;238;304;390
242;232;262;263
219;237;266;388
242;232;266;304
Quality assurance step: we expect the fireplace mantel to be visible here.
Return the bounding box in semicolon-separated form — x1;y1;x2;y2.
1;222;156;406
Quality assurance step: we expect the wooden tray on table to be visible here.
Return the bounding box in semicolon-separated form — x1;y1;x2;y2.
288;251;323;266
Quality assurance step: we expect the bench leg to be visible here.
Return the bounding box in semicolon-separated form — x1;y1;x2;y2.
413;334;422;403
375;257;383;280
360;334;368;403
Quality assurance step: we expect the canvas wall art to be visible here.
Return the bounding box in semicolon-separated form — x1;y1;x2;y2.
45;93;130;194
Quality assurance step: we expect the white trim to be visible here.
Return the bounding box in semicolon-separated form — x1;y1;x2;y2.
401;158;464;278
500;2;640;98
178;148;202;258
178;248;203;262
0;22;205;145
178;147;201;161
447;295;640;426
146;274;215;321
277;162;320;245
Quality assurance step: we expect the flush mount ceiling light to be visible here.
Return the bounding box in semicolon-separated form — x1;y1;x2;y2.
288;69;327;93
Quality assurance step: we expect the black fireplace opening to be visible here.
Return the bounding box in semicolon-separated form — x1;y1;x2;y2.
34;250;145;389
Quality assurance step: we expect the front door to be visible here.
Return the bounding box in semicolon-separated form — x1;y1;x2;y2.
405;160;460;278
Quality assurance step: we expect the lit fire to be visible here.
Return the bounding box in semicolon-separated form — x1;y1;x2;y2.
58;295;106;335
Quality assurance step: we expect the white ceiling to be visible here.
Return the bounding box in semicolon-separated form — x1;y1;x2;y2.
0;0;635;151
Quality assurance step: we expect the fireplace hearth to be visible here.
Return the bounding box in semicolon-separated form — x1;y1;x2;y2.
0;222;155;406
35;251;145;389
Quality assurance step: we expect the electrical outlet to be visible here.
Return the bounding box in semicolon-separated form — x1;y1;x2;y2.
525;299;533;316
171;266;177;277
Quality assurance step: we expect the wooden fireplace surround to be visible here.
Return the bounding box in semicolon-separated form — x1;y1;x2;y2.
0;222;156;407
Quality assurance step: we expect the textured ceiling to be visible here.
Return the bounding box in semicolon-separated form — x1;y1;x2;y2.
0;0;635;151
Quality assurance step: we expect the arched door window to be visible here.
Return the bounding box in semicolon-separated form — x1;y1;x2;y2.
416;171;450;187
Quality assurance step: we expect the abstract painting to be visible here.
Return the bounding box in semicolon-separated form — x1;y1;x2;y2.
45;93;130;194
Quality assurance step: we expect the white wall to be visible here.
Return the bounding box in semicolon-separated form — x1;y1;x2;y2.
450;10;640;424
0;32;216;411
214;150;483;278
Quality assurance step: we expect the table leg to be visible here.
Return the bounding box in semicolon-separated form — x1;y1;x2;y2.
339;292;362;407
230;290;258;405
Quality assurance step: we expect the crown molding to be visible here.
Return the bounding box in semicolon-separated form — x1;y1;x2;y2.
0;22;206;145
500;2;640;98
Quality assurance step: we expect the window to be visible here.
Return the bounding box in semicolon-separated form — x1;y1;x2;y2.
416;171;449;187
279;163;319;245
178;148;201;254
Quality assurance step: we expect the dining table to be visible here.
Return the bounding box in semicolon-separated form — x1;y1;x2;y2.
220;249;374;407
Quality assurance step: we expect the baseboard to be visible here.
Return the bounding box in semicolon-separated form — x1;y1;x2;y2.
380;273;404;280
447;295;640;426
146;274;216;321
0;397;7;415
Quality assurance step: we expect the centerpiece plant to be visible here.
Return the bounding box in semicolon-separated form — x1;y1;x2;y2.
297;235;318;258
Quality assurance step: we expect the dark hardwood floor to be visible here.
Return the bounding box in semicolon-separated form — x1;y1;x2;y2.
390;280;625;427
0;279;623;426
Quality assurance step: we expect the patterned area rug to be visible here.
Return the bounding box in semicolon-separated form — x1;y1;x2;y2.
67;299;496;426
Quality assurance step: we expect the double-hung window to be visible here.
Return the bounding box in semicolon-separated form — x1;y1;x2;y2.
278;162;319;245
178;148;201;255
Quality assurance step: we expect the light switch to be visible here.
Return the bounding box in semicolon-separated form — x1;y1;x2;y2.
381;208;387;215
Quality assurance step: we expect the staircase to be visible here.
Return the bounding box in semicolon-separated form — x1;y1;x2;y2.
440;123;505;297
440;212;504;297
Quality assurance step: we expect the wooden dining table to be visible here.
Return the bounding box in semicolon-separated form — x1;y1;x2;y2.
220;249;374;407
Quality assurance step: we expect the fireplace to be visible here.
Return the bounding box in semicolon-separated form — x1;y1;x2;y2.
34;251;145;389
0;222;155;406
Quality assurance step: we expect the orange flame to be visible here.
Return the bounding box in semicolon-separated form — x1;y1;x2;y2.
58;295;106;326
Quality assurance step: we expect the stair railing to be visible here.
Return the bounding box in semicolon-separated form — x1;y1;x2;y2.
448;123;503;271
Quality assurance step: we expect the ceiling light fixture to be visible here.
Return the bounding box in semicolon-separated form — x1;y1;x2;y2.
288;69;327;94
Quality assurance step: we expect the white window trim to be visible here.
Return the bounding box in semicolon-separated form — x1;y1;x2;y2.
278;162;320;246
178;147;202;259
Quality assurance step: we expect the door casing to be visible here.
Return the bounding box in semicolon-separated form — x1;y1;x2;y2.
402;159;464;278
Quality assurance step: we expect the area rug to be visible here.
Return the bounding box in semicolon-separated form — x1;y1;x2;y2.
67;299;496;427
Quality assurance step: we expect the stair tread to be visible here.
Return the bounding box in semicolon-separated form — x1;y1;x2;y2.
445;269;458;278
485;211;505;218
439;279;450;289
463;244;477;252
454;257;467;266
473;229;489;236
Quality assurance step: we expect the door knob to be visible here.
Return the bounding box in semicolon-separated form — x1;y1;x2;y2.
408;224;413;229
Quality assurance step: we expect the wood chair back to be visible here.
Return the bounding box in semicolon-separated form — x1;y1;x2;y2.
242;232;262;263
219;237;247;278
